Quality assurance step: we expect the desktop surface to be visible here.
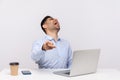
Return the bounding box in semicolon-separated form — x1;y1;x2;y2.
0;68;120;80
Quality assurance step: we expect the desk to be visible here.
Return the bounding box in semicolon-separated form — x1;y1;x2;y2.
0;69;120;80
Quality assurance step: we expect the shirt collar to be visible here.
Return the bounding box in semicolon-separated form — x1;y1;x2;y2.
45;35;61;41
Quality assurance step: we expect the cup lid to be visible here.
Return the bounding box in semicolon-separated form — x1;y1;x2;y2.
10;62;19;65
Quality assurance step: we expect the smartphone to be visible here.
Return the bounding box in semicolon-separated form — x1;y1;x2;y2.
21;70;32;75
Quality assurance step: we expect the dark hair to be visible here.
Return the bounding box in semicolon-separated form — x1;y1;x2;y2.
40;16;53;33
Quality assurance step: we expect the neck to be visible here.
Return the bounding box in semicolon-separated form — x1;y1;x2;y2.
47;31;58;41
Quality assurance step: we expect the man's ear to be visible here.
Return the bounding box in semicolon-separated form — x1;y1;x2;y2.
43;24;47;29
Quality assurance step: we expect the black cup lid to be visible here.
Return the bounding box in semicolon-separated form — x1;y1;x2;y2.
10;62;19;65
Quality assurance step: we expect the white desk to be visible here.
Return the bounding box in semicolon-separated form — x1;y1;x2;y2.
0;69;120;80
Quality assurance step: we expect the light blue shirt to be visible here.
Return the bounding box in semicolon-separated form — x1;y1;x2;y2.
31;35;72;69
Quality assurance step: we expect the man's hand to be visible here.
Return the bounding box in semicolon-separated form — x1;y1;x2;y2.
42;41;56;51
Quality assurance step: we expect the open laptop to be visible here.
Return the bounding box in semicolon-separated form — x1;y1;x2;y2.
53;49;100;77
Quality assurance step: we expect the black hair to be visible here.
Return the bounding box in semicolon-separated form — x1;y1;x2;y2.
40;16;52;33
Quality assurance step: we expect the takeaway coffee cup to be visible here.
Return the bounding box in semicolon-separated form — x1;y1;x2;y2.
9;62;19;76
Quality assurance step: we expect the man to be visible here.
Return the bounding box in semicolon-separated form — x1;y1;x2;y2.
31;16;72;69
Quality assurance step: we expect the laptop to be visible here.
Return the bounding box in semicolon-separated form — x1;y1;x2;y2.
53;49;100;77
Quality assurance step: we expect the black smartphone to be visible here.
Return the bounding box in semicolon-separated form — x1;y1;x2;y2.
21;70;32;75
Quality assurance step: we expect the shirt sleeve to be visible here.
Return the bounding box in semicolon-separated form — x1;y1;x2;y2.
67;43;73;68
31;40;45;62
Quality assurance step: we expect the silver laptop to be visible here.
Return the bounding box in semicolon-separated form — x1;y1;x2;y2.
53;49;100;77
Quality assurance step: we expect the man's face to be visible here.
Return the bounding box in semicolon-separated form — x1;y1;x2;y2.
44;17;60;32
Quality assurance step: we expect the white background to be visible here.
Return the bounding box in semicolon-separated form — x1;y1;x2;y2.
0;0;120;70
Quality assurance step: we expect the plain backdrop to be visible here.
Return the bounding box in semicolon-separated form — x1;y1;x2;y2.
0;0;120;70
